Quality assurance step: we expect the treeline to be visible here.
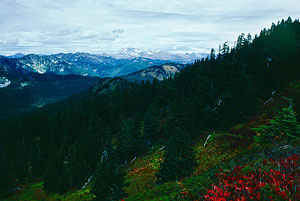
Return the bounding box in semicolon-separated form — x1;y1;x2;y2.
1;17;300;199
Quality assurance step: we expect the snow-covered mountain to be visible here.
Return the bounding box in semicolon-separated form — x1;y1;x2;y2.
0;50;206;78
16;52;171;77
111;48;206;64
0;55;29;79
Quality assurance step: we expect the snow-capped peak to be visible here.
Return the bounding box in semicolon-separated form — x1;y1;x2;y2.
112;48;206;63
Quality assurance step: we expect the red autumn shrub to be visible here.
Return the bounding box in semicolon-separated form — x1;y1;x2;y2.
203;154;300;200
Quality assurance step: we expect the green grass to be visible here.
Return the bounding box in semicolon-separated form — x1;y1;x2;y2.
125;132;254;201
4;182;95;201
125;145;164;196
3;132;255;201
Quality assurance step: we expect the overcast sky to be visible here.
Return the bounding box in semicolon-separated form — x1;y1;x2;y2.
0;0;299;55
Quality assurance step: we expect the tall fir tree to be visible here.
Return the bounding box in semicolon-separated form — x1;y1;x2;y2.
43;151;69;194
0;151;14;198
92;151;126;201
116;119;145;163
156;128;197;183
254;99;300;143
143;104;160;147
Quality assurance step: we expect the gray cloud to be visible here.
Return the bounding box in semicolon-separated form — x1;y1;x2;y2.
99;32;120;41
0;39;20;46
112;29;125;34
0;0;299;55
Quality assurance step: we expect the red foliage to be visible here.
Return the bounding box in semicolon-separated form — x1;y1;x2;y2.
203;154;300;200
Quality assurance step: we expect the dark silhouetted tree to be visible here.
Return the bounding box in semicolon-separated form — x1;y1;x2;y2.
156;128;197;183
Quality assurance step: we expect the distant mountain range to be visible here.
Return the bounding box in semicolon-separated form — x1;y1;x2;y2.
5;53;172;77
0;50;203;118
0;54;186;119
110;48;206;63
0;56;99;119
2;49;206;77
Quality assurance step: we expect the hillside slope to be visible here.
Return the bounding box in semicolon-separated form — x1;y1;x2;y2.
5;80;300;201
122;64;184;83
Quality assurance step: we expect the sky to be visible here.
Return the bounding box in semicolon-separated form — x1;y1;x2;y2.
0;0;299;55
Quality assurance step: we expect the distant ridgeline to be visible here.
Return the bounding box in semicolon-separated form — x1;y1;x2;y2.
0;51;193;77
0;55;100;119
1;17;300;199
0;51;189;119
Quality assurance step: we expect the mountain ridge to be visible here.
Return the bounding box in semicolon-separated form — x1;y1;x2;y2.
0;56;100;119
1;50;205;77
122;63;184;83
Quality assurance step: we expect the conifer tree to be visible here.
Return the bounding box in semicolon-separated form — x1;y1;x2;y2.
156;128;197;183
0;153;14;198
43;151;69;194
116;119;145;163
92;150;126;201
254;97;300;143
210;48;216;60
144;105;160;146
68;145;87;188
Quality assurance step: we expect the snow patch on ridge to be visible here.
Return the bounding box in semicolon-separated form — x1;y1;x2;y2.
37;68;46;74
0;77;11;88
20;82;30;88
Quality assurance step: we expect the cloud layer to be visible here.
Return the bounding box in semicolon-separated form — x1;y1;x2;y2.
0;0;299;55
